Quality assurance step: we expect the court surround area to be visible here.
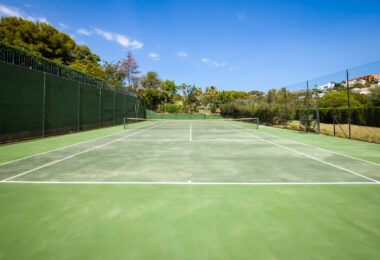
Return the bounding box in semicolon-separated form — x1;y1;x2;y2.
0;120;379;259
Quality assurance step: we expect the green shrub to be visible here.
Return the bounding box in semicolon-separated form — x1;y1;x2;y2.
210;104;217;113
165;104;183;113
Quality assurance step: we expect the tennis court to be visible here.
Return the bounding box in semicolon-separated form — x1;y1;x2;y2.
0;120;379;259
0;119;379;184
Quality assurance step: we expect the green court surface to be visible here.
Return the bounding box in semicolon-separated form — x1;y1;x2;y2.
0;120;379;259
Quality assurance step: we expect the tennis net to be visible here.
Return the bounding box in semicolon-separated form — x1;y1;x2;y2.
123;117;259;130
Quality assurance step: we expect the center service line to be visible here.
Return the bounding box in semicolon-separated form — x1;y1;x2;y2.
190;124;192;141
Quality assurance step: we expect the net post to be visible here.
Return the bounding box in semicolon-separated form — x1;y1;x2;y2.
256;118;259;129
123;116;126;130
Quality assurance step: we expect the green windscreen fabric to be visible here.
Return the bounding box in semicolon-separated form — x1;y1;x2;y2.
126;95;137;118
80;82;101;130
0;62;44;142
45;74;78;135
0;61;144;142
115;91;126;125
101;87;115;126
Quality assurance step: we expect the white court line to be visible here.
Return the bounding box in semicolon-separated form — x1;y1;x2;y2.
1;180;378;185
0;130;127;166
1;123;161;182
219;122;379;183
190;124;192;141
123;139;255;142
257;125;380;167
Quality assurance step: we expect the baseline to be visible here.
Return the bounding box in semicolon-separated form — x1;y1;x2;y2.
2;180;378;185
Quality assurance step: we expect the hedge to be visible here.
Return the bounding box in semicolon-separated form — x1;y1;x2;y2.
220;103;380;127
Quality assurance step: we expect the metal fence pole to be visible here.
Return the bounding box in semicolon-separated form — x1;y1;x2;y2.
114;87;116;125
99;83;102;128
316;105;320;133
77;82;80;132
306;80;310;132
346;69;351;138
125;92;127;119
284;87;287;124
333;105;336;136
42;72;46;137
11;50;15;65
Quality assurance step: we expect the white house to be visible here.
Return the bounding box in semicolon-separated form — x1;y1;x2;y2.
352;88;370;95
349;79;366;87
317;82;335;91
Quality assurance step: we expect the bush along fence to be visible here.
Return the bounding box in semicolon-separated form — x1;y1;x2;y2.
219;103;380;127
146;109;222;120
0;43;144;143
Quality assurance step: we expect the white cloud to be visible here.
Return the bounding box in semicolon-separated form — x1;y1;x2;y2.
177;52;188;57
38;17;49;24
95;28;112;40
77;28;92;36
237;12;246;20
0;4;49;24
201;58;227;68
25;16;36;22
94;28;143;49
149;52;160;61
0;4;23;17
59;22;68;30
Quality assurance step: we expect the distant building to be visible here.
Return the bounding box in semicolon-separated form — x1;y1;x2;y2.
317;82;335;91
348;74;380;86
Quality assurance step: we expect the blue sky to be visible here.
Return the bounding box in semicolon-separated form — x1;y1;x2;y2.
1;0;380;92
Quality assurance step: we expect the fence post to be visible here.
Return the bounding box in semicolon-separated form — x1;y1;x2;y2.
77;82;80;132
42;72;46;137
99;83;102;128
114;87;116;125
333;105;336;136
125;91;127;119
284;87;287;124
306;81;310;132
316;105;320;133
11;49;15;65
346;69;351;138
